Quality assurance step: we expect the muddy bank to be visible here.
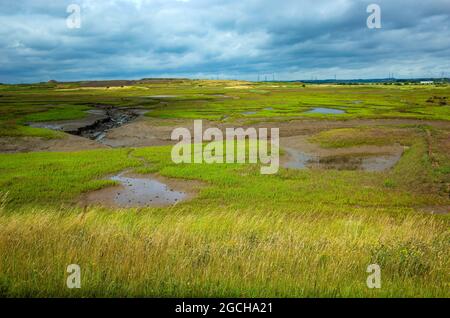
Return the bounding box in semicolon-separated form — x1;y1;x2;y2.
100;117;219;148
0;135;107;153
5;117;449;153
101;117;450;149
80;172;203;208
67;107;139;141
29;106;147;142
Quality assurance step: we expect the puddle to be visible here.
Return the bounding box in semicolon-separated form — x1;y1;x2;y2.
30;123;66;130
304;107;345;115
283;150;402;172
209;94;236;99
313;156;363;170
111;173;186;207
86;109;107;116
361;153;403;172
82;172;197;208
148;95;179;98
241;108;272;115
283;148;314;169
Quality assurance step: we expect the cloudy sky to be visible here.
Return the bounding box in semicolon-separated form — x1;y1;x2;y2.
1;0;449;83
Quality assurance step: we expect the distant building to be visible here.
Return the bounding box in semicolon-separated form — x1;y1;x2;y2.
420;81;434;84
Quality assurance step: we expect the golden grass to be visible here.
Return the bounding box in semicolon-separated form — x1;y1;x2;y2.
0;203;448;297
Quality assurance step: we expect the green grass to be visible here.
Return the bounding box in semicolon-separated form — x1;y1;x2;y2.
20;105;91;123
0;123;64;139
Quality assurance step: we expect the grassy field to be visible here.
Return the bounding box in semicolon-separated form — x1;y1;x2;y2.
1;80;449;138
0;80;449;297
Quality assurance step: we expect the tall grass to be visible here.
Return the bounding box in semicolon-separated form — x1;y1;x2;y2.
0;205;448;297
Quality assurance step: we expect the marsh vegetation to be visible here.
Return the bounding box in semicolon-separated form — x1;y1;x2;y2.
0;80;448;297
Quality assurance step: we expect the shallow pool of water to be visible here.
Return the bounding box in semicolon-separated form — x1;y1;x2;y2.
361;153;402;172
148;95;179;98
305;107;345;115
111;174;186;207
283;148;314;169
283;149;402;172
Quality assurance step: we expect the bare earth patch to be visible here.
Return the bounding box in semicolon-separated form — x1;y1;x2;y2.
101;117;238;147
80;172;204;208
0;135;107;153
100;118;450;148
100;117;182;147
2;118;449;153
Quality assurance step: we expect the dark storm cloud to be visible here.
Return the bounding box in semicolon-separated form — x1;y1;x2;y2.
0;0;449;83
